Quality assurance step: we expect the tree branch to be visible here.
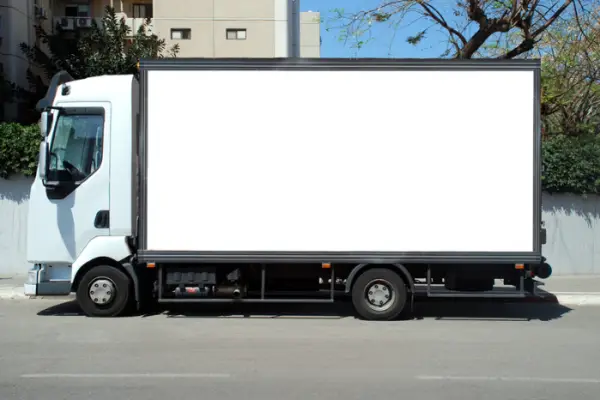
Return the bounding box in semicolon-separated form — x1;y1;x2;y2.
498;0;575;59
416;0;467;49
467;0;488;25
532;0;574;37
461;28;496;58
499;38;536;58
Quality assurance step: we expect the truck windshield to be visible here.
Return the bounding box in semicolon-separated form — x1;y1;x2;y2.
47;113;104;182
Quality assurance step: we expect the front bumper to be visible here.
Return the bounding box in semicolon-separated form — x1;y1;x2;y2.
24;264;72;296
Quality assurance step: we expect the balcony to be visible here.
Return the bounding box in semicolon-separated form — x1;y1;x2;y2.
53;16;154;36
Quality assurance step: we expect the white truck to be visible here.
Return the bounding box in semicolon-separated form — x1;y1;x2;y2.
24;58;552;320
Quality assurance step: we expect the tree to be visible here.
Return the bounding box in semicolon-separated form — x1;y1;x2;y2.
537;6;600;136
20;6;179;100
331;0;589;59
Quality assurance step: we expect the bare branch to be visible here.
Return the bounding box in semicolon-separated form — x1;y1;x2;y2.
329;0;588;60
467;0;488;26
532;0;575;37
415;0;466;54
499;38;536;59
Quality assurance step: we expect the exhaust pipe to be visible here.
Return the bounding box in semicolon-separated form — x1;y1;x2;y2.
215;285;245;298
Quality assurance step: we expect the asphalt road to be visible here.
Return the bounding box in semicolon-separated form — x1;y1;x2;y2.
1;298;599;400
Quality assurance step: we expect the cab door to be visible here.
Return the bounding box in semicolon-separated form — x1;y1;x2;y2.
27;103;111;265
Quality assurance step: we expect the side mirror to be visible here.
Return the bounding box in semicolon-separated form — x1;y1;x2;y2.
38;111;54;137
39;112;48;137
38;140;49;181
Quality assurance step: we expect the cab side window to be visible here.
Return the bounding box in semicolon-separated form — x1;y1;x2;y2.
47;112;105;182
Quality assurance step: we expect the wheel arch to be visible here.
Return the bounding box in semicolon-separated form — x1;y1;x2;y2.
345;263;415;294
71;257;139;304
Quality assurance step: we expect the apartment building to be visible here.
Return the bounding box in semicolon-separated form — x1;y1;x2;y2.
299;10;320;58
0;0;320;120
0;0;51;120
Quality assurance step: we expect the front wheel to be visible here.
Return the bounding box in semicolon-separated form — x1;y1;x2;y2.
351;268;408;321
76;265;133;317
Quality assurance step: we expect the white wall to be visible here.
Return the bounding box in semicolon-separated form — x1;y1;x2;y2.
1;175;599;276
0;175;31;276
542;193;600;275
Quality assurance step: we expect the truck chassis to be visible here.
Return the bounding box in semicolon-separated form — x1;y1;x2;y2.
74;259;551;320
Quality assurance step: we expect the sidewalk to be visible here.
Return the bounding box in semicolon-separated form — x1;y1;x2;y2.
0;275;74;300
3;274;600;305
0;275;29;300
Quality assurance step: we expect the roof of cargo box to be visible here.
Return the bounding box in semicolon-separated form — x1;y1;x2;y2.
137;57;541;71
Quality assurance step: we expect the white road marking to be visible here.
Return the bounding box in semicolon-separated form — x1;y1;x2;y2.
417;375;600;384
21;373;231;379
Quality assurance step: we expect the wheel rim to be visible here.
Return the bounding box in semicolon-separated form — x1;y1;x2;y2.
88;277;116;306
364;279;395;312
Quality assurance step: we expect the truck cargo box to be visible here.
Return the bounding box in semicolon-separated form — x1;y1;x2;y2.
136;58;542;264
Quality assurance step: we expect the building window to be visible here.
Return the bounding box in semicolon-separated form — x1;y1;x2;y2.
133;4;153;18
64;6;77;17
64;4;90;17
171;28;191;40
226;29;247;40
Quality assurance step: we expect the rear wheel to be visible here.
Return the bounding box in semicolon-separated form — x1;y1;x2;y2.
76;265;133;317
351;268;408;321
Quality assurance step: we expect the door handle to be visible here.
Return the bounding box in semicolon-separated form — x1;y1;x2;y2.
94;210;110;229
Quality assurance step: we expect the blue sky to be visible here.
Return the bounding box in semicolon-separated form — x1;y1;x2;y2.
301;0;449;58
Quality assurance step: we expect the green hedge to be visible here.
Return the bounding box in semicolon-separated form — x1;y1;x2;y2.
542;134;600;194
0;123;40;179
2;122;600;194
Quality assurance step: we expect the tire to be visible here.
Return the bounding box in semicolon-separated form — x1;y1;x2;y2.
76;265;133;317
351;268;408;321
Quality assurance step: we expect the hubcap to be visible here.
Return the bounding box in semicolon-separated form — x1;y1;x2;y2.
88;278;116;305
365;280;395;311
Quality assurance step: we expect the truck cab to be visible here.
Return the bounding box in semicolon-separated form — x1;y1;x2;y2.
24;71;138;314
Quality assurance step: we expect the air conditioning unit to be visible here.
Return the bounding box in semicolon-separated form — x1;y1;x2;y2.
56;17;75;30
77;18;93;28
